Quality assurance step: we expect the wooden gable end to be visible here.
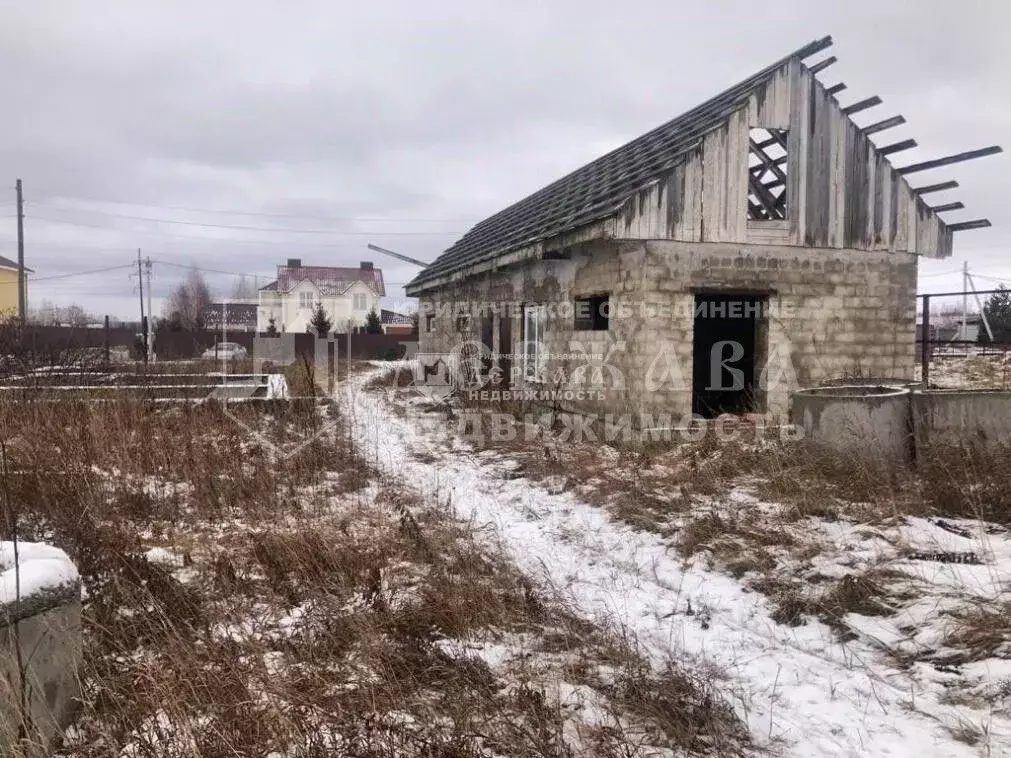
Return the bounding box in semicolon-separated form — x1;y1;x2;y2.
606;59;954;258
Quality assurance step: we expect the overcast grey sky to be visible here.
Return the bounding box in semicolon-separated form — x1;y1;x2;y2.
1;1;1007;320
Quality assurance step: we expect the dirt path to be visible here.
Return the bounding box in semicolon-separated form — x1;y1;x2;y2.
344;367;1004;757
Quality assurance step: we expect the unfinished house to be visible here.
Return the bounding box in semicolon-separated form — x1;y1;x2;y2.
405;36;999;420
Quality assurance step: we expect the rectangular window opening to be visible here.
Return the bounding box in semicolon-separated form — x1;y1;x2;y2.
425;314;435;332
456;314;472;332
574;294;610;331
299;292;314;309
747;127;788;221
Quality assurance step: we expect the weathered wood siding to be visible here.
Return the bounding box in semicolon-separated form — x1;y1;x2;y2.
607;59;952;258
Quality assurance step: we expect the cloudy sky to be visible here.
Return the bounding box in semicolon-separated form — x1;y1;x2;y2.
2;1;1007;321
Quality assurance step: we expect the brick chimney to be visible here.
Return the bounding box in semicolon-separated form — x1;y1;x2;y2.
287;258;302;268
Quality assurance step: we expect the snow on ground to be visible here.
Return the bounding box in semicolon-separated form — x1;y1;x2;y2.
344;365;1009;758
917;352;1011;389
0;540;79;603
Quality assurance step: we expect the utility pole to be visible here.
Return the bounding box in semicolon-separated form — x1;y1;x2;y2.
137;249;148;365
967;272;995;343
15;179;25;324
145;257;154;362
961;260;969;342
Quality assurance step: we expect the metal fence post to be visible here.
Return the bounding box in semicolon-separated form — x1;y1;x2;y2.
921;294;930;387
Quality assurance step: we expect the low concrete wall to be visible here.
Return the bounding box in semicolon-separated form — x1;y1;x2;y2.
912;389;1011;454
0;547;82;754
819;377;923;389
791;385;912;462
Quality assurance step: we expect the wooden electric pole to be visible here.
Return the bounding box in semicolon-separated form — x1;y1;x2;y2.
137;249;148;364
16;179;25;324
145;257;154;361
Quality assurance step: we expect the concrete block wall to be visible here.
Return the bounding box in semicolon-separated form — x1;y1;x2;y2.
644;241;918;418
417;239;918;421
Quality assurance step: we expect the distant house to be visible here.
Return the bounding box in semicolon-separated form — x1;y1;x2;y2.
936;315;981;344
0;255;30;317
206;303;258;332
381;309;415;336
257;259;385;333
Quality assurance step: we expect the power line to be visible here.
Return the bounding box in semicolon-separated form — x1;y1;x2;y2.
31;199;476;223
27;207;462;236
969;272;1009;284
151;259;274;279
0;263;136;285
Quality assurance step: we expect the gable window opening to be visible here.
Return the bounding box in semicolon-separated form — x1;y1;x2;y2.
522;303;546;383
574;294;610;331
298;291;314;310
747;127;789;220
353;293;368;310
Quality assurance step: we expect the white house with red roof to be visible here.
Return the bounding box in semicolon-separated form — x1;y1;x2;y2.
257;258;385;333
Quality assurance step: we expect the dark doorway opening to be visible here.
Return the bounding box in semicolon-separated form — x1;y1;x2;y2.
480;313;494;379
692;293;766;418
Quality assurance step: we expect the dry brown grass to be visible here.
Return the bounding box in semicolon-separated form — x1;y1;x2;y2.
0;377;749;757
747;568;901;636
942;601;1011;663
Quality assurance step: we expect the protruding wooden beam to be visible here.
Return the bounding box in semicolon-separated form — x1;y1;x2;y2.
826;83;847;95
863;115;906;135
796;36;834;61
842;96;883;116
947;219;992;232
878;139;918;156
897;146;1003;175
913;180;959;195
808;56;837;75
930;201;965;212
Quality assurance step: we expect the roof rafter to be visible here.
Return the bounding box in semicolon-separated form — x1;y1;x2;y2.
878;139;918;156
842;96;882;116
863;115;906;135
947;219;992;232
913;180;959;194
898;146;1003;175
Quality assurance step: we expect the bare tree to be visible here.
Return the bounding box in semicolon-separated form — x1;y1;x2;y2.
165;268;213;329
230;275;258;302
28;301;93;326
